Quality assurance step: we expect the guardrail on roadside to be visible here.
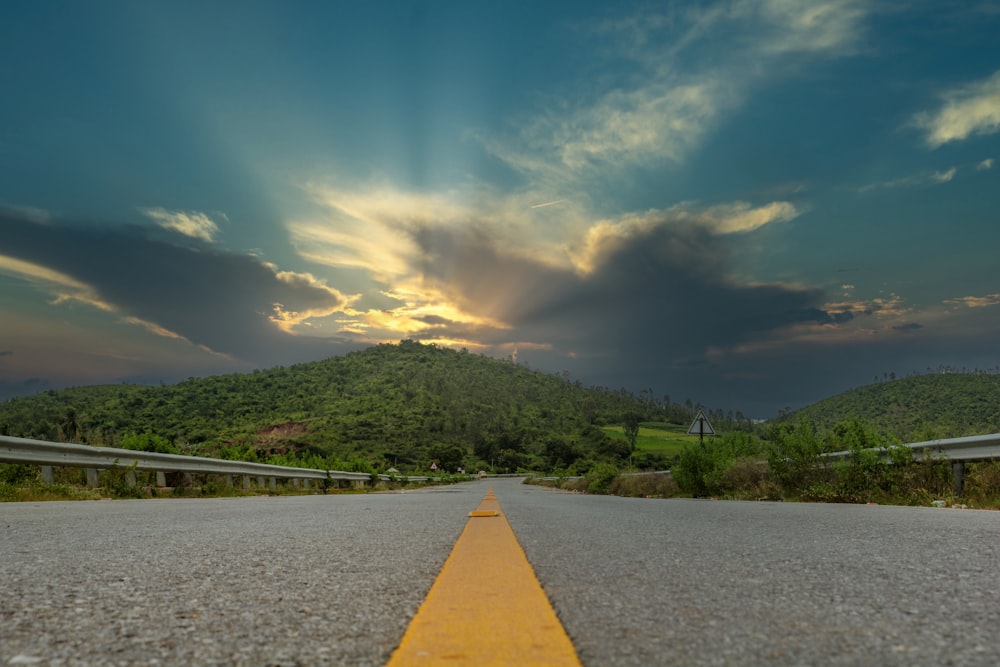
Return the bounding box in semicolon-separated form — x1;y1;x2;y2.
0;435;444;491
822;433;1000;494
824;433;1000;463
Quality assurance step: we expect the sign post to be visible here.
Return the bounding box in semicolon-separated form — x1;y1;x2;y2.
687;410;716;445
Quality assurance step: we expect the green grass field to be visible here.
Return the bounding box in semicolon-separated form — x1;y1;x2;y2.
601;422;702;457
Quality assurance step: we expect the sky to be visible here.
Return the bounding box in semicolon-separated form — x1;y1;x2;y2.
2;1;999;417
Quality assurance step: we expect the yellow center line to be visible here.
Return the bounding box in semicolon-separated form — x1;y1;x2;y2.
385;485;582;666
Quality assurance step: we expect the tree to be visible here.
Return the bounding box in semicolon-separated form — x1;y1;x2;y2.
622;413;641;453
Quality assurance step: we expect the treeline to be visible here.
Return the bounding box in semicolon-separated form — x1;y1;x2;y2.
0;340;719;475
776;373;1000;441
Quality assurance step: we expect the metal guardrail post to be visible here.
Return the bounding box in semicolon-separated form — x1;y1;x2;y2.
953;461;965;495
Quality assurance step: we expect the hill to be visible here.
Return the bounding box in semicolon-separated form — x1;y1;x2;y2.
778;373;1000;441
0;341;693;474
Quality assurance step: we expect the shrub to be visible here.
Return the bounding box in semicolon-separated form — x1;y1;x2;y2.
608;472;678;498
121;431;177;454
585;462;619;493
765;418;826;495
832;420;908;502
0;464;39;485
674;431;764;497
967;461;1000;505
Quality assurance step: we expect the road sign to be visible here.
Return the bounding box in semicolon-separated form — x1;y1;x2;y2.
687;410;716;439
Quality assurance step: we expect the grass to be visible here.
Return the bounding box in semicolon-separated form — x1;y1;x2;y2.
0;462;460;502
601;421;700;457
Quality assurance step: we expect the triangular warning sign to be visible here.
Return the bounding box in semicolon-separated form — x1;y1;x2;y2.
687;410;716;436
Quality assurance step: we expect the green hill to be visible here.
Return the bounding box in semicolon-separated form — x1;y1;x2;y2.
0;341;689;474
778;373;1000;441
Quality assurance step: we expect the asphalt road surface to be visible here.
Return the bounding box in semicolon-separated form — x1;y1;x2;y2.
2;478;998;666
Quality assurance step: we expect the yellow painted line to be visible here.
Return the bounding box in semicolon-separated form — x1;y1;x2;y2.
385;485;581;667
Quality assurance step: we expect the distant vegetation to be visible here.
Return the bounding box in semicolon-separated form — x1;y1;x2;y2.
776;373;1000;441
0;341;742;476
544;373;1000;508
5;347;1000;507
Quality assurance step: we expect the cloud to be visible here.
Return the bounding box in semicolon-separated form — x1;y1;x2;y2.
0;210;356;366
289;179;806;361
569;200;799;274
932;167;957;183
288;181;835;379
477;1;868;184
913;69;1000;147
858;166;959;192
978;158;994;170
140;207;223;242
407;213;854;386
0;253;116;313
945;293;1000;308
1;204;50;224
0;350;12;357
755;0;868;55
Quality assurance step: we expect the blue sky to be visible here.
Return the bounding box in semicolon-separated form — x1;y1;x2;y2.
2;1;999;417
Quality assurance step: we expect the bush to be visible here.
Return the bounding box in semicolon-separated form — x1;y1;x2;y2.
121;431;177;454
765;418;826;495
967;461;1000;505
832;420;909;502
608;472;679;498
674;432;764;497
0;464;39;485
585;462;619;493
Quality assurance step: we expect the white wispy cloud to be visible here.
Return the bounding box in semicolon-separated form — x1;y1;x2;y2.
478;0;869;184
268;268;359;333
913;69;1000;147
140;207;223;242
977;158;994;170
932;167;957;183
754;0;868;55
0;251;205;349
858;166;958;193
0;253;114;312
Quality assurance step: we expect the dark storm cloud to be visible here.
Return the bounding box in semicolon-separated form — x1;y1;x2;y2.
0;211;355;366
410;218;844;366
398;214;885;415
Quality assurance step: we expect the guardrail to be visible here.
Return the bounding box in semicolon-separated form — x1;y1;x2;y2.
0;435;444;491
823;433;1000;494
825;433;1000;463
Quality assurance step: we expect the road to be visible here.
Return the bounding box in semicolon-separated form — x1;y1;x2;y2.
2;478;998;666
